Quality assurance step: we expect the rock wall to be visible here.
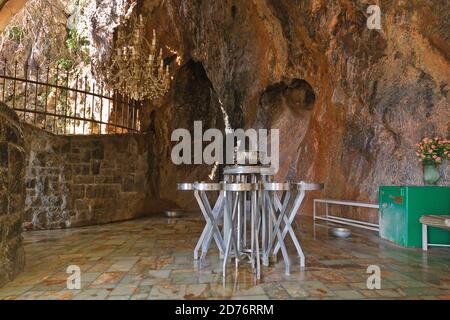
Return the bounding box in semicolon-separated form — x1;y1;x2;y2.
23;124;149;230
2;0;448;224
133;0;450;221
0;103;25;287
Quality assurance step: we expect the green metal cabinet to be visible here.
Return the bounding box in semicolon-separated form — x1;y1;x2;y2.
379;186;450;247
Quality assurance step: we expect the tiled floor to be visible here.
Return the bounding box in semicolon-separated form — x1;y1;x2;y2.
1;214;449;300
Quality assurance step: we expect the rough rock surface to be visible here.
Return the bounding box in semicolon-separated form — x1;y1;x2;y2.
1;0;449;223
0;103;25;287
134;0;449;221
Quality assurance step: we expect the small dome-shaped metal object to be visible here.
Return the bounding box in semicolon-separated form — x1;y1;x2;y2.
329;227;351;238
164;209;184;218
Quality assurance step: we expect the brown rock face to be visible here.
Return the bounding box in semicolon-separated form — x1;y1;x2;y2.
137;0;449;218
3;0;447;221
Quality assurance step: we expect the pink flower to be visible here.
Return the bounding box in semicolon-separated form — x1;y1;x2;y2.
432;155;437;159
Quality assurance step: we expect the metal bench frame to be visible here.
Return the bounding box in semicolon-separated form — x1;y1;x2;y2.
422;223;450;251
313;199;379;231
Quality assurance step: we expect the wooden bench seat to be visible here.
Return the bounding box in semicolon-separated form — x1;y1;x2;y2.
420;215;450;251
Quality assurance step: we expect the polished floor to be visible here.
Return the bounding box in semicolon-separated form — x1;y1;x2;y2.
1;213;449;300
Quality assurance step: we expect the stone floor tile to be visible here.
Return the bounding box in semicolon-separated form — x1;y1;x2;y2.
231;295;270;300
109;284;138;296
0;285;33;298
148;284;187;300
334;290;364;299
90;272;125;286
107;295;131;300
73;288;110;300
184;284;210;299
130;293;149;300
262;283;290;299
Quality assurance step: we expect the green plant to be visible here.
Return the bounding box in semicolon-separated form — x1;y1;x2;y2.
56;58;74;70
8;26;25;42
416;137;450;165
65;28;89;53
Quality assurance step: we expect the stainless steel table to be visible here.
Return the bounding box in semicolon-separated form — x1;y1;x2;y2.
178;168;324;278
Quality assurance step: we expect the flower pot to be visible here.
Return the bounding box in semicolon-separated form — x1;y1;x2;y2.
423;164;440;185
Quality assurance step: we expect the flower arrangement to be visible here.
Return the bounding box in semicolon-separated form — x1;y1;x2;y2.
415;137;450;165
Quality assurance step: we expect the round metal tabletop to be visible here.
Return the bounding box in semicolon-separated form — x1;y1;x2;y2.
223;165;275;176
295;182;324;191
262;182;291;191
193;182;222;191
222;183;259;191
177;183;194;191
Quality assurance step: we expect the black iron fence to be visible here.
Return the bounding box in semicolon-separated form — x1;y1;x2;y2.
0;60;141;135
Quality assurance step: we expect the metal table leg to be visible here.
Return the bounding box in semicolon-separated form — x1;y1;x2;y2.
251;181;261;279
264;190;291;275
261;182;268;266
222;188;240;278
194;190;225;258
273;190;306;267
199;191;225;260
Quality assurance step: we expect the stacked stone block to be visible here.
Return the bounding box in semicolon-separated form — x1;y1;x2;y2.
23;124;148;230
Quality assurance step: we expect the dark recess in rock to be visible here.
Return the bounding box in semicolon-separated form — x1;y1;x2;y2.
256;78;315;128
231;5;237;18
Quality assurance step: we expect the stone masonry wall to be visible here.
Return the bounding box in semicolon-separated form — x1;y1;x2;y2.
0;104;25;287
22;124;149;230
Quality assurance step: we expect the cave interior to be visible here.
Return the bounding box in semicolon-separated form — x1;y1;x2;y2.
0;0;449;300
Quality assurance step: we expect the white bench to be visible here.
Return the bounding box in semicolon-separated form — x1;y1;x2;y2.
313;199;379;231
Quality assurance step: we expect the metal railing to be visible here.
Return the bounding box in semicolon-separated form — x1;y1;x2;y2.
0;60;141;135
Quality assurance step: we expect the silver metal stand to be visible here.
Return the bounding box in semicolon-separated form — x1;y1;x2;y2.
178;177;324;279
263;182;292;275
177;183;225;261
222;182;259;278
